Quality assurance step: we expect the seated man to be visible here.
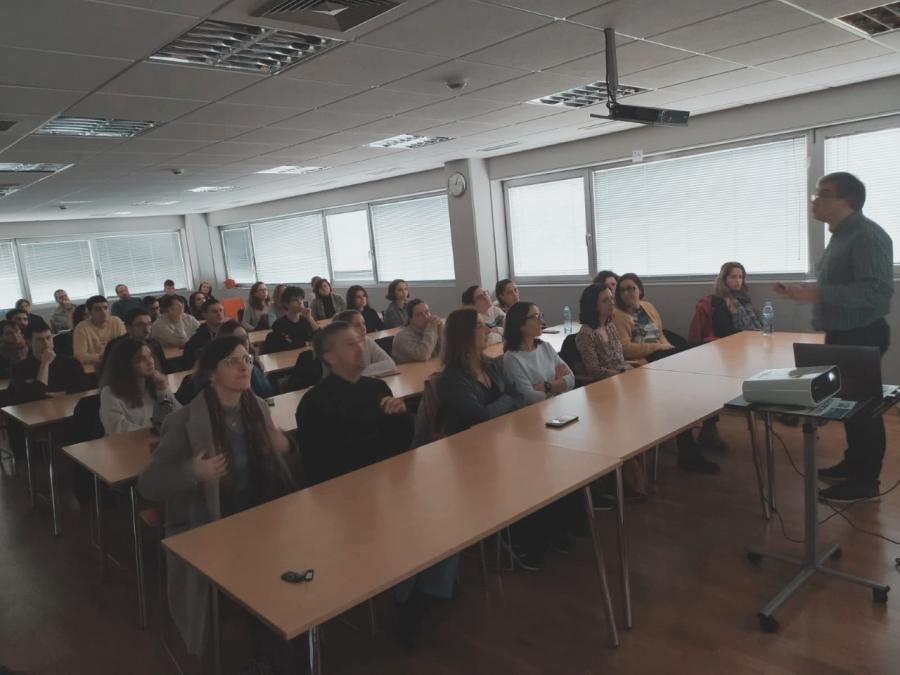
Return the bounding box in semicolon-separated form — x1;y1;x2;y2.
392;299;443;364
159;279;187;308
50;289;74;333
270;286;318;348
10;320;90;403
102;307;169;374
5;308;29;333
110;284;144;320
331;309;396;377
150;294;199;348
183;298;227;367
0;319;28;378
73;295;126;367
142;295;160;322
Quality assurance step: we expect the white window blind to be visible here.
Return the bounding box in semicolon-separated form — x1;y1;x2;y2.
222;227;256;284
825;126;900;263
592;137;808;276
507;177;589;278
0;242;23;309
20;239;98;304
371;194;454;281
95;231;187;295
250;214;328;283
325;210;373;282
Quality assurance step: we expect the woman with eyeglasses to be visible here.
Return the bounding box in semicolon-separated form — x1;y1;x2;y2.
138;335;294;664
461;285;505;345
611;273;676;363
503;302;574;404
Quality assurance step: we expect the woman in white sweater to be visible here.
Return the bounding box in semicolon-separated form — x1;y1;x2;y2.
99;337;179;434
502;302;574;404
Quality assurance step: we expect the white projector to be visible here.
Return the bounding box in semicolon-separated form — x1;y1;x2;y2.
742;366;841;407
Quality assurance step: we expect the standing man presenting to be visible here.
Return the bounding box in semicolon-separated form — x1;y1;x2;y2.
776;171;894;503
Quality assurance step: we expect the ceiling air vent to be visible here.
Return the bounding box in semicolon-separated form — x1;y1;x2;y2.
35;117;156;138
254;0;403;33
0;120;16;132
476;141;521;152
0;184;20;197
529;81;649;109
368;134;453;149
836;3;900;35
149;19;342;74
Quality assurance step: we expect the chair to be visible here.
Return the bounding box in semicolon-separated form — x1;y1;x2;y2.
688;295;718;347
221;297;244;321
260;331;291;355
284;349;322;393
70;394;104;509
374;335;394;357
559;333;592;388
53;330;73;357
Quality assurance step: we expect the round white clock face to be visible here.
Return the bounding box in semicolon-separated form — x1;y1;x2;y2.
448;172;467;197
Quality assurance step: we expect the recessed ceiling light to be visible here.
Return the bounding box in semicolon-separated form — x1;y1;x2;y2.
149;19;342;74
0;162;72;173
134;200;180;206
836;3;900;34
111;211;133;216
529;81;649;109
476;141;521;152
35;116;157;138
255;165;325;175
368;134;454;149
59;200;92;205
187;185;237;193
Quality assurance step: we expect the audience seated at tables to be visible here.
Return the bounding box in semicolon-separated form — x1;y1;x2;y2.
392;299;443;364
437;307;523;436
270;286;318;349
494;278;520;314
187;291;206;320
593;270;619;294
241;282;275;331
346;284;384;332
102;307;169;375
196;280;217;303
159;279;187;308
330;310;396;377
183;298;227;368
73;295;126;367
383;278;410;328
138;336;294;662
151;295;199;348
50;289;74;333
461;285;504;345
310;278;345;321
502;302;574;404
711;261;762;337
0;320;30;378
14;299;45;332
99;338;179;434
111;284;143;320
611;273;677;363
10;320;90;403
142;295;160;322
271;283;288;320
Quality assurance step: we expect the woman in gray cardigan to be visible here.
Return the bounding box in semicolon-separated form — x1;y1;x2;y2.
137;336;294;658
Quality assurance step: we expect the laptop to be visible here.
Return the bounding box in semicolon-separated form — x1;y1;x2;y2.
793;343;883;402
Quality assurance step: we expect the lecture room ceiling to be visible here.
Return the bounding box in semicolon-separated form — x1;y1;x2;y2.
0;0;899;222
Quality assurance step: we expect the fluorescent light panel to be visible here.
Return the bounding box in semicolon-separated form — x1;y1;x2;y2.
836;3;900;34
35;117;157;138
187;185;237;193
255;165;324;175
368;134;454;149
134;200;180;206
0;162;72;173
529;81;649;108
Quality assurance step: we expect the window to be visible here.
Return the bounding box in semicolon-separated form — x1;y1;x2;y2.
0;242;23;309
20;239;98;304
592;137;808;276
370;194;454;281
251;214;329;283
825;126;900;263
222;227;255;284
325;210;373;282
507;176;588;278
94;232;187;295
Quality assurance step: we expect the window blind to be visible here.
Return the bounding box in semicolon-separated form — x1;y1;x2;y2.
370;194;455;281
0;242;23;309
592;137;809;276
325;210;373;282
94;231;187;295
825;126;900;263
222;227;256;284
20;239;98;304
250;214;329;283
507;177;589;278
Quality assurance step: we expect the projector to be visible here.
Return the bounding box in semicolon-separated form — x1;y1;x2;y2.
742;366;841;407
591;103;690;127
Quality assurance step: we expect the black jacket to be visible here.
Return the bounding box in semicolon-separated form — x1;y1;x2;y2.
10;353;91;403
437;358;522;435
360;306;384;333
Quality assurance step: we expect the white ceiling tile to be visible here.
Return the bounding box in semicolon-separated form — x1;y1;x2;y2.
347;115;440;136
625;55;742;88
188;141;285;158
734;79;827;104
317;146;402;166
388;59;528;97
0;0;196;59
407;97;511;121
786;0;881;18
141;123;249;142
255;143;341;162
710;21;859;65
480;0;609;18
0;115;50;143
800;53;900;85
272;109;380;131
66;94;208;122
663;67;783;97
318;88;449;118
227;127;327;145
223;78;365;109
0;87;84;116
281;43;447;86
762;39;891;75
466;103;565;125
11;135;126;154
874;31;900;50
0;46;130;92
309;130;393;148
550;39;693;80
569;0;759;39
82;151;181;166
97;0;226;16
176;102;298;127
102;62;266;101
417;120;498;137
112;137;213;154
466;20;604;71
469;71;588;102
358;0;551;57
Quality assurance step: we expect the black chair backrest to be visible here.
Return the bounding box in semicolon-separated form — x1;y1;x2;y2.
261;331;291;355
53;331;73;357
285;349;322;393
559;333;582;372
375;335;394;357
71;394;104;444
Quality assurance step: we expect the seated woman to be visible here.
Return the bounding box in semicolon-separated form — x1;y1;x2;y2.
187;291;206;320
137;336;294;663
346;285;384;332
494;278;519;314
383;279;409;328
502;302;574;404
593;270;619;294
196;280;217;303
712;262;762;337
611;273;675;364
461;285;504;345
271;283;288;320
310;278;346;321
99;338;179;434
241;282;275;331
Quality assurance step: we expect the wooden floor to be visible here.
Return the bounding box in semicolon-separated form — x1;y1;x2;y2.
2;411;900;675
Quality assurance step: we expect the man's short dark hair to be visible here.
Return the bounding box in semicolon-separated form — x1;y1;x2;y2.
5;308;26;321
0;319;17;335
114;283;127;293
334;309;360;324
85;295;108;311
312;321;351;360
201;298;222;314
24;319;51;340
405;298;425;325
142;295;159;307
281;286;305;306
164;279;175;288
820;171;866;211
15;298;30;310
159;294;184;311
124;307;151;326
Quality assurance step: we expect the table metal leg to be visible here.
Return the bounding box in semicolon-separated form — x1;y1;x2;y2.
614;468;632;629
764;412;776;514
652;444;659;484
478;539;488;588
94;475;106;580
24;431;35;508
581;485;619;648
308;625;322;675
746;411;770;520
46;430;61;536
211;585;221;675
130;485;148;629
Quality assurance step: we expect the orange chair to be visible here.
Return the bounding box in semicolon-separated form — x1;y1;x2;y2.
221;296;244;321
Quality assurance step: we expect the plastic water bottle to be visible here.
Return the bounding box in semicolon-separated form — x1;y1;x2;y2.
761;301;775;336
563;305;573;334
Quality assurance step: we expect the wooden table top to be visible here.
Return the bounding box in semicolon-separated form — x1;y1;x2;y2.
643;331;823;379
249;329;270;345
257;346;311;374
163;428;621;640
63;428;157;486
1;389;98;429
163;346;182;360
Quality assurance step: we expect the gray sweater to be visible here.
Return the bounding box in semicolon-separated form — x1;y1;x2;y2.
392;324;441;363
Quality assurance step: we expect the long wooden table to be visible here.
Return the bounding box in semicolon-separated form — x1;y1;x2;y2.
256;327;402;376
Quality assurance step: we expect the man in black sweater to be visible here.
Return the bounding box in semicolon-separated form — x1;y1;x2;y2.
10;321;90;403
183;298;226;367
271;286;318;349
